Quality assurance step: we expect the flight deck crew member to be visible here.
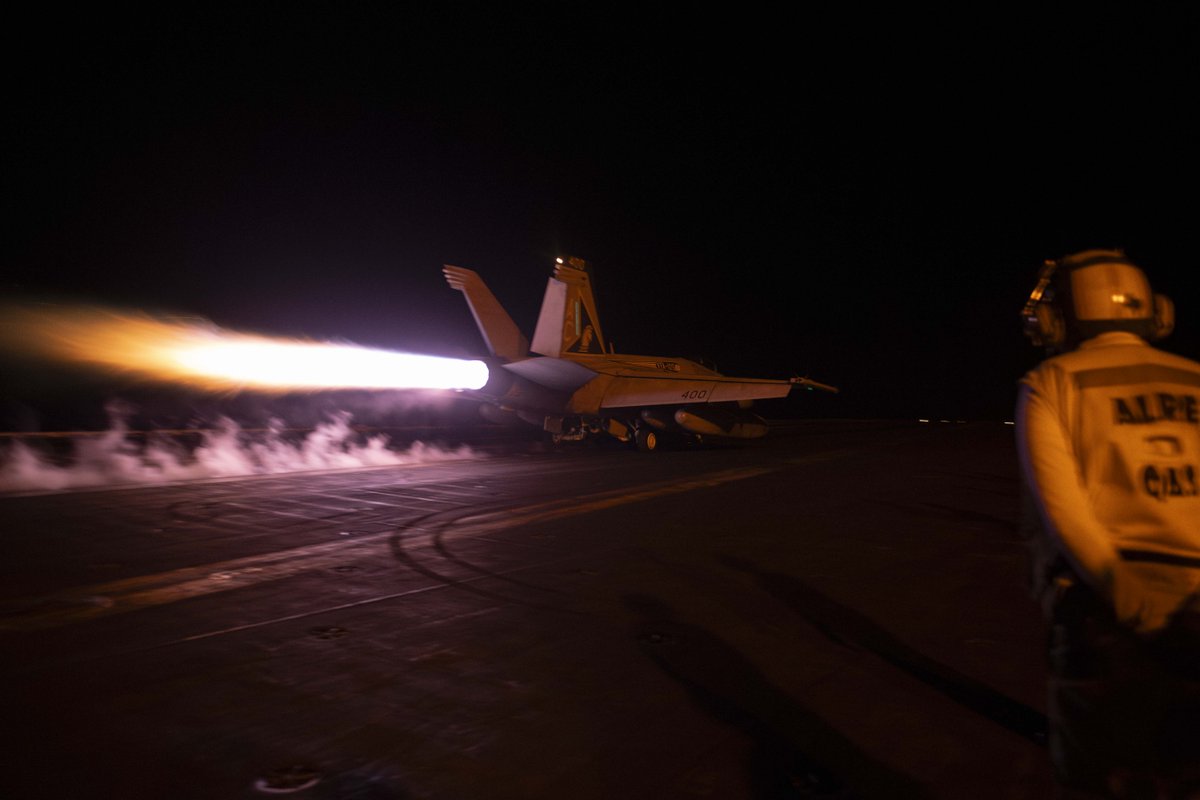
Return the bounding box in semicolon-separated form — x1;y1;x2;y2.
1016;249;1200;798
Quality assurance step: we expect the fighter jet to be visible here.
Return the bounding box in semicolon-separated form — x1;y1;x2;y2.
443;256;836;451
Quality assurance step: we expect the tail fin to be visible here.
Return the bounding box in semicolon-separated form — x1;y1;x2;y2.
443;265;529;361
531;256;608;357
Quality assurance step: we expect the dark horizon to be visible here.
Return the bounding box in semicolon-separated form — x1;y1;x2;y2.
4;9;1197;429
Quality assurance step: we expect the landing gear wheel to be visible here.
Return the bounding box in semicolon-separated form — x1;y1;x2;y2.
635;428;658;452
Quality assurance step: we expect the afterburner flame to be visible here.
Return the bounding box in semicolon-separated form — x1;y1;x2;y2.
0;305;489;392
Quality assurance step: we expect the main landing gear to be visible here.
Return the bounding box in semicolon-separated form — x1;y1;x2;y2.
545;415;661;452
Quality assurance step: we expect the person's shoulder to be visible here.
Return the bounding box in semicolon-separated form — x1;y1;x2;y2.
1146;346;1200;374
1020;353;1070;391
1030;346;1085;373
1042;338;1200;383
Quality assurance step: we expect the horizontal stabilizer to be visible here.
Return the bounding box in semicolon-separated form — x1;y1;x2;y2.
443;265;528;361
502;357;598;392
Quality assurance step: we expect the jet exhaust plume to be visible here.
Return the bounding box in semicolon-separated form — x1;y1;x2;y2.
0;305;489;392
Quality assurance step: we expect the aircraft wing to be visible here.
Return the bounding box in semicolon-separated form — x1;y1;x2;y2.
599;374;828;409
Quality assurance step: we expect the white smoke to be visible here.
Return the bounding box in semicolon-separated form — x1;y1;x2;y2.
0;411;477;493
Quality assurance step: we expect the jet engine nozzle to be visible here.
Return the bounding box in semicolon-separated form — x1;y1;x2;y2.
476;359;571;414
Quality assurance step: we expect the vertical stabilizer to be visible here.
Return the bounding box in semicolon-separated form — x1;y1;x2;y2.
443;265;529;361
531;256;607;357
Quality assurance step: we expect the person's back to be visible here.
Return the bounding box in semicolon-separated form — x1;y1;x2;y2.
1017;249;1200;796
1026;331;1200;557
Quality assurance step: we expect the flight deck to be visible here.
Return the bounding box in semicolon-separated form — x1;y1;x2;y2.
0;421;1053;799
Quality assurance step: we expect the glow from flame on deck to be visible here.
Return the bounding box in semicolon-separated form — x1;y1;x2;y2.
1;306;489;392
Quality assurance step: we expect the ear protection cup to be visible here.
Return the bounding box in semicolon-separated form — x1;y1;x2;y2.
1022;259;1062;348
1151;294;1174;340
1026;303;1065;348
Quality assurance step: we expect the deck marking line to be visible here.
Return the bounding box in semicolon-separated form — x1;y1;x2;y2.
0;464;783;631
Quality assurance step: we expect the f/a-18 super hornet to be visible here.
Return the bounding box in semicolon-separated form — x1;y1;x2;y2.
443;256;836;451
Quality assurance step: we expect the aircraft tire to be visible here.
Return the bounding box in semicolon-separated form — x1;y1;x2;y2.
635;428;658;452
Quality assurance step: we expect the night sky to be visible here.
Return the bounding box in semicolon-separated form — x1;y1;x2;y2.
3;8;1198;428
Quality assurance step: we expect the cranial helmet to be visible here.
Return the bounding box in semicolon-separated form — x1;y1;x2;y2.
1022;249;1174;349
